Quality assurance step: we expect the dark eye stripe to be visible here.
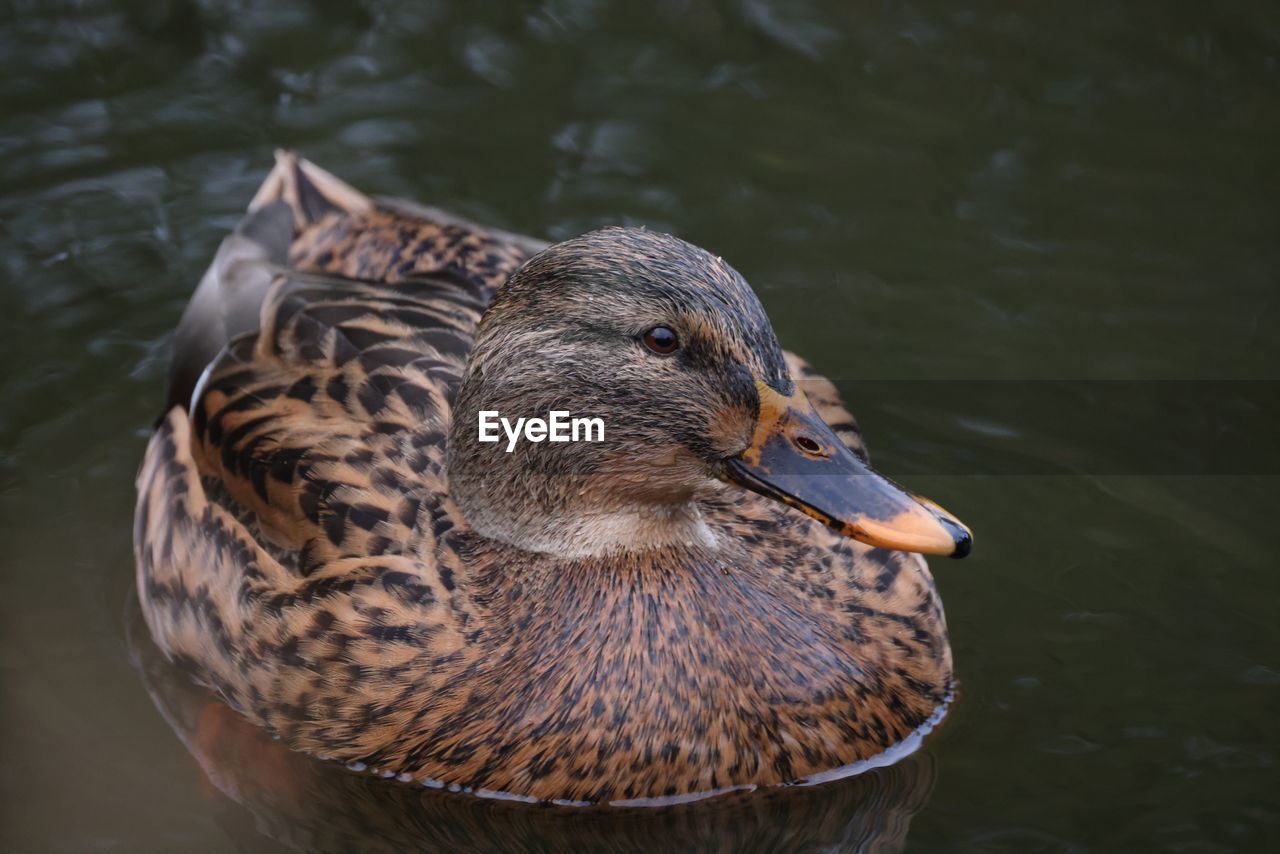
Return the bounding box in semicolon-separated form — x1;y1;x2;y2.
642;326;679;355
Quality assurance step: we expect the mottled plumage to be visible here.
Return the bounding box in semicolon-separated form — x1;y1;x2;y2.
135;153;967;804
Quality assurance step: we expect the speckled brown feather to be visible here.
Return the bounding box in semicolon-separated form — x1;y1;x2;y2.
135;153;951;803
129;603;937;854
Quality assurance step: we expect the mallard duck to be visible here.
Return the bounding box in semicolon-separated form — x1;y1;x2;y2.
135;152;971;805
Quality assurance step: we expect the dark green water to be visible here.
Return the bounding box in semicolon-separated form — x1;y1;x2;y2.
2;1;1277;851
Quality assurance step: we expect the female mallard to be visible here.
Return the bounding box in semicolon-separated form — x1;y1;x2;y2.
135;152;971;805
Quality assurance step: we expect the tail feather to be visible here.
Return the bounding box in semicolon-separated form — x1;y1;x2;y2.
253;149;373;227
165;152;373;411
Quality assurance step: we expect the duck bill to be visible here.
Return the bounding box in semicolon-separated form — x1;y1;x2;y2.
722;383;972;558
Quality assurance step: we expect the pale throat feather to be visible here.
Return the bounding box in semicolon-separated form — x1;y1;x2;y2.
492;502;720;559
450;460;722;559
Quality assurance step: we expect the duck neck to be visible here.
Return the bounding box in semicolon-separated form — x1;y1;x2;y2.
460;492;718;559
446;410;719;560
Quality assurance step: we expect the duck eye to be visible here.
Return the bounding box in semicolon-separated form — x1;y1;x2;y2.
642;326;680;355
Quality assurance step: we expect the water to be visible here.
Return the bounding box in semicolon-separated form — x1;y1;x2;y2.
1;1;1277;851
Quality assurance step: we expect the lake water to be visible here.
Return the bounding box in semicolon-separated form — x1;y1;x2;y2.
1;1;1277;851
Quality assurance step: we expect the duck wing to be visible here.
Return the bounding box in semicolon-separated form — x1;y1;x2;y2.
136;154;534;760
162;152;533;559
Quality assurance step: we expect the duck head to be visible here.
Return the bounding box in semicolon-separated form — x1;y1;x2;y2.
447;227;970;560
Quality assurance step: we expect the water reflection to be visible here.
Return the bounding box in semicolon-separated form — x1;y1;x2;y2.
129;601;938;854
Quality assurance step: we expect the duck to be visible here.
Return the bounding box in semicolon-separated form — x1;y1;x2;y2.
134;151;971;805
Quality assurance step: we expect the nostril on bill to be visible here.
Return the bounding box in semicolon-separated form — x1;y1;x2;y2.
794;435;822;454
